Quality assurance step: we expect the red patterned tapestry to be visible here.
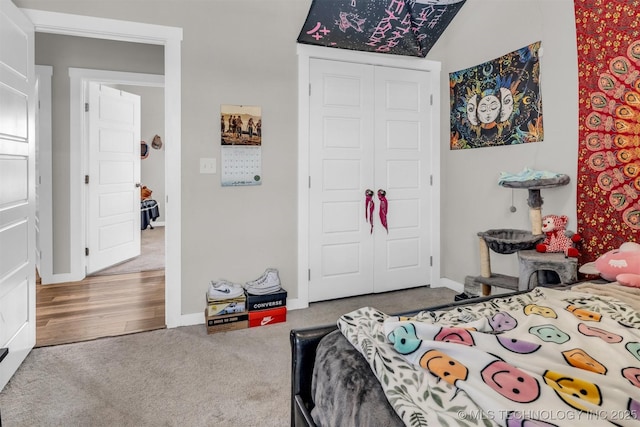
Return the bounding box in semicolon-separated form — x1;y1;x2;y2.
575;0;640;263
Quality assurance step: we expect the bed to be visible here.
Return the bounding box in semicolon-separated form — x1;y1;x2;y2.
141;199;160;230
290;285;640;427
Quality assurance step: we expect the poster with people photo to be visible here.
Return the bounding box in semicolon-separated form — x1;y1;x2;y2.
220;105;262;186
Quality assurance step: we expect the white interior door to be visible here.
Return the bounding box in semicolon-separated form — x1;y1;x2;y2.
35;65;53;282
373;66;432;293
0;0;36;391
309;59;375;301
308;59;433;302
86;82;141;274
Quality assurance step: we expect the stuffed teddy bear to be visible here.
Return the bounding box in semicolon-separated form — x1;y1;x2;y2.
535;214;581;257
140;185;152;200
580;242;640;287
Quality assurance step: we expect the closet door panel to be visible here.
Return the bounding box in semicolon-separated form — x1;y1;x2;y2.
373;66;433;293
308;59;375;302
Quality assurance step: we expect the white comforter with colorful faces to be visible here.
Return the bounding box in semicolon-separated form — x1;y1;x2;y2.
337;288;640;427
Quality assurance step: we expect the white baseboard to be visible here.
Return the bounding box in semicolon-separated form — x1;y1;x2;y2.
179;312;205;327
435;277;464;293
179;297;306;327
286;298;308;311
178;280;466;326
39;272;85;285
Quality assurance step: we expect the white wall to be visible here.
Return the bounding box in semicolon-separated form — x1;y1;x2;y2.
16;0;579;313
428;0;579;286
19;0;307;315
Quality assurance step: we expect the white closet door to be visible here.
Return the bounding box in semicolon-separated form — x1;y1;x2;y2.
308;59;375;302
308;58;433;302
373;66;432;293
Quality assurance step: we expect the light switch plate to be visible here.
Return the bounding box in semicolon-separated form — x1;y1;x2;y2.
200;158;216;174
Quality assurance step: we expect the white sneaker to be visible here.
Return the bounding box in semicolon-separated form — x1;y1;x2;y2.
245;286;282;296
208;280;244;299
244;268;282;295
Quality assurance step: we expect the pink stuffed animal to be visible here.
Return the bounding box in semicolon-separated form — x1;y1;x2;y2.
591;242;640;287
536;214;581;258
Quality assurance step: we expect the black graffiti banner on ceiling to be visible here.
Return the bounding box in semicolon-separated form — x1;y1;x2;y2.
297;0;466;58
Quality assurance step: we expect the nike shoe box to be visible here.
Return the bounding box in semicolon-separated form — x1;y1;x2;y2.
204;309;249;334
248;306;287;328
245;289;287;311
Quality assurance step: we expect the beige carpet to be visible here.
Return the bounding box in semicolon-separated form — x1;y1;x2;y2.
92;226;165;276
0;286;458;427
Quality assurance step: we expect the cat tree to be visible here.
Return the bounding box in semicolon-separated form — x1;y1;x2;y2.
468;174;577;296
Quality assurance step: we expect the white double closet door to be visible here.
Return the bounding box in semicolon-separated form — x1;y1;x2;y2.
308;59;433;302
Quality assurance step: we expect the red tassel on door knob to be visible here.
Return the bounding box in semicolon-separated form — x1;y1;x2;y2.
365;189;374;234
378;189;388;233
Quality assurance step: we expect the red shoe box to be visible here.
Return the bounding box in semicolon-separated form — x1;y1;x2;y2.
248;306;287;328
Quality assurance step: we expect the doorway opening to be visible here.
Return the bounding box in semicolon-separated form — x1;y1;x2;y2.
67;68;166;277
24;8;183;331
34;43;169;347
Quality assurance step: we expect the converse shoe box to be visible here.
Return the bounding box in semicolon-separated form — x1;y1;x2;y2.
205;309;249;334
245;289;287;311
248;306;287;328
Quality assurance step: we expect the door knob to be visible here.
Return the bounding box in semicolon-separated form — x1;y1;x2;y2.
135;183;141;188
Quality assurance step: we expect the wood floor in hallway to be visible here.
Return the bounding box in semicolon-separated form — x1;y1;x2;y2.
36;269;165;347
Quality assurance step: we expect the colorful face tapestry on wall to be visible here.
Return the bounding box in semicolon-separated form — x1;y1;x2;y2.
449;41;543;150
297;0;466;58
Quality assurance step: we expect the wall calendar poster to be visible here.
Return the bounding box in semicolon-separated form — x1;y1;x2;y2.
220;104;262;186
